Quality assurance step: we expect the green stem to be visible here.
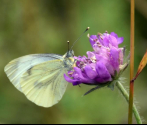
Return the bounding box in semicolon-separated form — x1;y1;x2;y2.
116;81;142;124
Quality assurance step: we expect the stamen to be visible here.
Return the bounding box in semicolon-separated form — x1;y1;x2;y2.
91;56;97;63
107;48;110;52
98;33;103;36
88;34;97;43
100;36;103;40
98;45;102;47
96;41;100;44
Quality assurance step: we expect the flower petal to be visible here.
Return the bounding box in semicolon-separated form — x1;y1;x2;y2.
84;65;98;79
110;47;119;72
93;44;101;53
64;74;80;85
87;51;95;59
95;61;112;83
103;37;109;47
96;61;112;83
110;32;124;44
89;35;98;47
109;35;118;48
110;32;118;39
74;67;91;83
118;37;124;44
119;48;124;64
96;54;115;75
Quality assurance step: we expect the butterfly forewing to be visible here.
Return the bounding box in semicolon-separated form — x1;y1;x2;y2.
4;54;63;92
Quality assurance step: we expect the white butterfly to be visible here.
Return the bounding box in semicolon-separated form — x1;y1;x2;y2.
4;50;75;108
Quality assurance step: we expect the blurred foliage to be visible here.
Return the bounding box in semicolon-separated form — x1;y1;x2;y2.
0;0;147;124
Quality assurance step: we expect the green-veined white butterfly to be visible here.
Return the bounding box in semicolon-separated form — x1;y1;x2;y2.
4;27;89;108
4;50;75;108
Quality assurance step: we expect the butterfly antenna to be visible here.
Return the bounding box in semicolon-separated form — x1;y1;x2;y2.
70;27;90;50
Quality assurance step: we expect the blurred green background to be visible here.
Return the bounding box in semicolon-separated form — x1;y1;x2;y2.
0;0;147;124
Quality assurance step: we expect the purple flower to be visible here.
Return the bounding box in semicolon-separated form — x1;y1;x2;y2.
64;31;126;86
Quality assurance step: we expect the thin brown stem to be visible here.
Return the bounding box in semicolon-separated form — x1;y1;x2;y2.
128;0;135;124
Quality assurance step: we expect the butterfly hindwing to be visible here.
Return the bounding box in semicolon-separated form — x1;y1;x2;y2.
20;59;69;107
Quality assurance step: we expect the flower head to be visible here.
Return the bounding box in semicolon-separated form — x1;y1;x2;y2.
64;31;127;87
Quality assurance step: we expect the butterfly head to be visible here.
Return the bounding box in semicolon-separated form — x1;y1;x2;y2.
67;50;74;58
63;50;74;58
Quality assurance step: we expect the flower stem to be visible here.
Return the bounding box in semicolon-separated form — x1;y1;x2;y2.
116;81;142;124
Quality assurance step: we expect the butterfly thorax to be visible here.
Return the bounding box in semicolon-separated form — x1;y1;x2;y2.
63;50;75;71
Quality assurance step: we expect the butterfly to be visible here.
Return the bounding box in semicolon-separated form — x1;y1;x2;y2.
4;50;75;108
4;27;89;108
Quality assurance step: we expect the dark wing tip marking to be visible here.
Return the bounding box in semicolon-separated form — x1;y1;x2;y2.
27;67;33;76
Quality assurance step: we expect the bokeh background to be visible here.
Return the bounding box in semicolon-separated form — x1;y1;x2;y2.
0;0;147;124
